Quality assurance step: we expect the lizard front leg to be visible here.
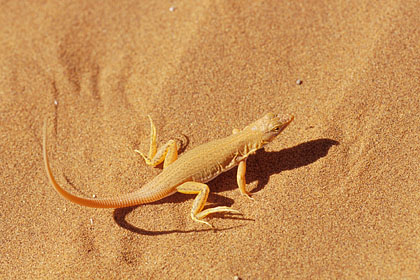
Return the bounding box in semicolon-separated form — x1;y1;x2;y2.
176;182;240;227
135;115;178;168
232;128;254;200
237;160;254;200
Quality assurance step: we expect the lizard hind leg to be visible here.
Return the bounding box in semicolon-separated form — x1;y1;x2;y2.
176;182;240;227
135;115;178;168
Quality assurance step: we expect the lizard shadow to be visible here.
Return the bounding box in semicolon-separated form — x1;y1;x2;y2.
113;199;249;235
250;138;339;193
113;138;338;234
210;138;340;194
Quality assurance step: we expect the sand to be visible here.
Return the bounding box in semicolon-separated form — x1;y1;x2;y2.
1;1;419;279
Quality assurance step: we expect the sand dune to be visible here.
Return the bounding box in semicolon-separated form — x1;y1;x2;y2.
1;1;419;278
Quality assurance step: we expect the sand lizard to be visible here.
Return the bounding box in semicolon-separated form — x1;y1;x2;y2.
43;113;293;227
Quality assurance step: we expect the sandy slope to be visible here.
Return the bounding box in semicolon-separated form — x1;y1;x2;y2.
1;1;419;278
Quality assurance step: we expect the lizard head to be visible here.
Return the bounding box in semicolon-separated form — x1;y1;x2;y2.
244;112;294;144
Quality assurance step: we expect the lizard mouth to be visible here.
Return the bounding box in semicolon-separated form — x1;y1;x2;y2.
276;114;294;132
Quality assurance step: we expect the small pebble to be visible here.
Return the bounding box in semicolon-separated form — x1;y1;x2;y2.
54;100;58;105
296;79;303;85
169;6;176;12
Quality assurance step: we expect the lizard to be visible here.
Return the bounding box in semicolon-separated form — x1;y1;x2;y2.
43;112;294;227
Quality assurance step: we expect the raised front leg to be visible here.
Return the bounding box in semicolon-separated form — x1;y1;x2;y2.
176;182;240;227
135;115;178;168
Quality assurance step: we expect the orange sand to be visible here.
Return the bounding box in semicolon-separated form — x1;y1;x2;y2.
1;1;419;279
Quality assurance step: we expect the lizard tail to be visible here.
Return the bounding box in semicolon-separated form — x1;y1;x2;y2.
42;118;159;208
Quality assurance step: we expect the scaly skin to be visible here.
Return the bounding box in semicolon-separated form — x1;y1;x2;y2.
43;113;293;227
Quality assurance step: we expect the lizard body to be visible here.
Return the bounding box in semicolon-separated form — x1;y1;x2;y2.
43;113;293;226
